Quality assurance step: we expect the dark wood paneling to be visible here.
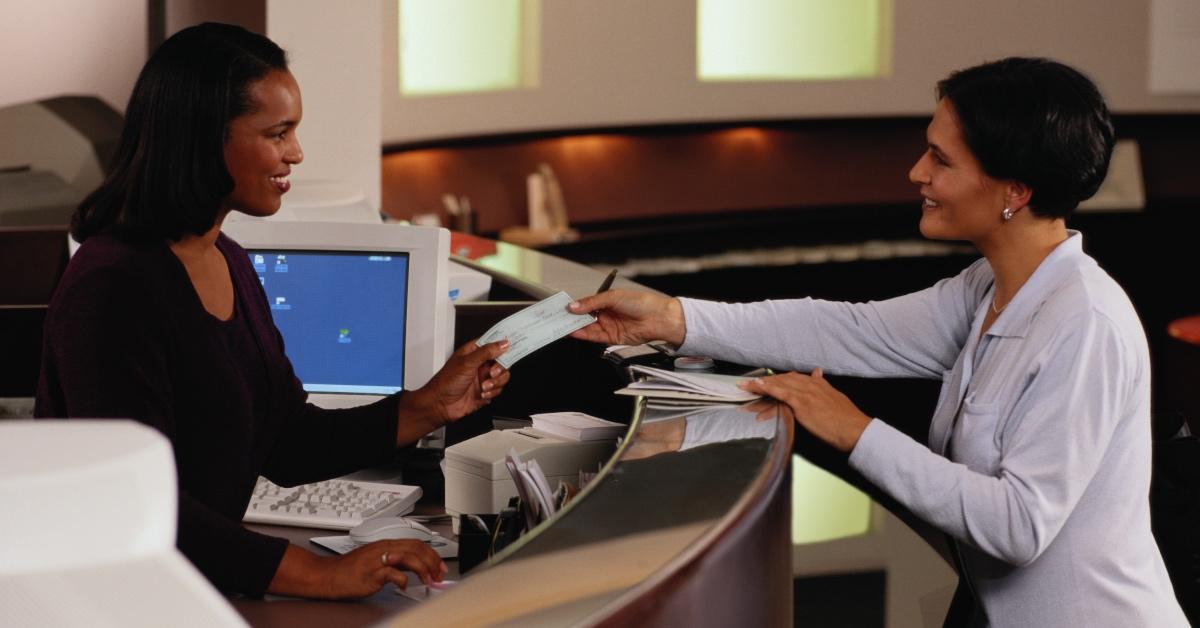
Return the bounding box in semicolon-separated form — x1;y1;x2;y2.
381;115;1200;236
382;118;930;234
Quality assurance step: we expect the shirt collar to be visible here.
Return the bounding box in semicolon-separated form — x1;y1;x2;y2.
983;230;1087;339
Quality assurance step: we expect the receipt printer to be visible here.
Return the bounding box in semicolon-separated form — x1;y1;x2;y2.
444;428;614;527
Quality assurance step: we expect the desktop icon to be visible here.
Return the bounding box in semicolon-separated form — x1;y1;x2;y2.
338;328;352;344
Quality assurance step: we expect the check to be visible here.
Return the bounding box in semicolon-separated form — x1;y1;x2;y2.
475;291;596;369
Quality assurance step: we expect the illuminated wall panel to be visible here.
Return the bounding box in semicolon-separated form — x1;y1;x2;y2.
399;0;538;96
792;454;872;544
698;0;890;81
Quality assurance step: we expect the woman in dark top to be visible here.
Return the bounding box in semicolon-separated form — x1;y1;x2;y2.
35;22;511;600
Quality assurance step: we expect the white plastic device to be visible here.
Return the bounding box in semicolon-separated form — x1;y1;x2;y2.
0;420;246;627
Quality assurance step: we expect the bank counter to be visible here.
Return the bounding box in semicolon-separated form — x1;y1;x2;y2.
234;234;795;627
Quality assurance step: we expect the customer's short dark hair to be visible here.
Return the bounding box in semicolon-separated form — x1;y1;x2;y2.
73;23;288;243
937;57;1115;220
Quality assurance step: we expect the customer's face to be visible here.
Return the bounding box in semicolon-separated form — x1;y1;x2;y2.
908;99;1009;244
223;70;304;217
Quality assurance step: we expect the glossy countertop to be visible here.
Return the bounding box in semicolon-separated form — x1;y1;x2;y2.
389;399;791;626
448;231;657;300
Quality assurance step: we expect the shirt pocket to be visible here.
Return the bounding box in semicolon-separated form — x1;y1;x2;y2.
953;397;1003;474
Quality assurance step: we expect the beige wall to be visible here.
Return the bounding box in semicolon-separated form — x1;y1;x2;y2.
0;0;145;110
6;1;1200;194
0;0;382;212
266;0;383;212
382;0;1200;145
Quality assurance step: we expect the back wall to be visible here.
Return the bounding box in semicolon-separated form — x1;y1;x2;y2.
382;0;1200;145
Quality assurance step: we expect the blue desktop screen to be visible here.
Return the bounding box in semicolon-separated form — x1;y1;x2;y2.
249;250;409;394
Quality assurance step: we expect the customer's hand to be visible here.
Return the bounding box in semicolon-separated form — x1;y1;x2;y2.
397;339;510;445
269;540;446;600
739;369;872;453
567;289;686;346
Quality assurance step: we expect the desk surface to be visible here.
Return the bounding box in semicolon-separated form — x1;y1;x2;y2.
232;507;456;628
233;399;792;627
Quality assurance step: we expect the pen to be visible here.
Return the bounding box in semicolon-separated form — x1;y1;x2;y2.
595;268;618;294
579;269;617;318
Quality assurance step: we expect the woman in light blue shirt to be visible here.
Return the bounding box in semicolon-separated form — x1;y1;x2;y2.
568;58;1188;627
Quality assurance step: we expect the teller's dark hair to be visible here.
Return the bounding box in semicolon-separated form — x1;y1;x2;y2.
937;57;1115;219
72;22;288;242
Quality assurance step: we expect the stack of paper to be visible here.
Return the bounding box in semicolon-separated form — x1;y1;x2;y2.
615;365;760;404
530;412;626;441
505;449;557;529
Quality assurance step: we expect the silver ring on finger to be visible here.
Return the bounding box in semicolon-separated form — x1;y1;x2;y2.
381;551;389;566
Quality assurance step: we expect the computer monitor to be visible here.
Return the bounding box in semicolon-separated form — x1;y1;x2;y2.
222;220;452;408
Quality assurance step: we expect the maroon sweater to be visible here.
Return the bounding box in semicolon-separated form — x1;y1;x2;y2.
36;233;401;597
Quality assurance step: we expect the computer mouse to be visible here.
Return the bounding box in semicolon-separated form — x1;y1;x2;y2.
349;517;436;544
349;517;460;559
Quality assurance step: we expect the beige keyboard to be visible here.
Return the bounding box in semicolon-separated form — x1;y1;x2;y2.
243;477;421;530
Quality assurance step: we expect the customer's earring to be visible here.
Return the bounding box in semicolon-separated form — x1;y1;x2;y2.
1002;207;1014;221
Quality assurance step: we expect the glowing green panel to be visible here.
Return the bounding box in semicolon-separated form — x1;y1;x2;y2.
400;0;524;96
792;454;871;544
698;0;890;81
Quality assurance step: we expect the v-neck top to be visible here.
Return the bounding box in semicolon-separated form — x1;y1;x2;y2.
36;232;402;598
677;231;1187;627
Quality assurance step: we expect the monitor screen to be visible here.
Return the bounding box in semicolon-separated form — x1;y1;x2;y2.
249;249;409;395
226;220;450;395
